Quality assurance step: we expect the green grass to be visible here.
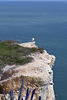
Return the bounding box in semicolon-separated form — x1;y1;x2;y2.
0;40;44;66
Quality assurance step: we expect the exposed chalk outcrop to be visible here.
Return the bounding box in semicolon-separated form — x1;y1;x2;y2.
18;41;38;48
0;42;55;100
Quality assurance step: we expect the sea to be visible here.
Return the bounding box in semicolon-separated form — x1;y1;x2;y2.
0;1;67;100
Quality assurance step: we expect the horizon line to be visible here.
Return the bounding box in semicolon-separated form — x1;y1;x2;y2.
0;0;67;1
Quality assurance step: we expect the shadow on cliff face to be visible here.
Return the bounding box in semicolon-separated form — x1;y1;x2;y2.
0;85;3;94
1;70;18;81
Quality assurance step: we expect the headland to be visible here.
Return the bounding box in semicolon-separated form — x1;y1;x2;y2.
0;41;55;100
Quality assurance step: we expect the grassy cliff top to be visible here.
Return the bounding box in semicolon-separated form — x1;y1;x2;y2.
0;40;43;66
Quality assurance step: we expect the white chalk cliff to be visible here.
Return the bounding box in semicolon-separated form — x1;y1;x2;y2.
0;42;55;100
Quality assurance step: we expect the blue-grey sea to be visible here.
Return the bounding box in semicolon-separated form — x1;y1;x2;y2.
0;1;67;100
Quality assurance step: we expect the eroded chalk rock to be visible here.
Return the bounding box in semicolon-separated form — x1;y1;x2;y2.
0;42;55;100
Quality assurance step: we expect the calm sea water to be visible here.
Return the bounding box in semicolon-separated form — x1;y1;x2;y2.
0;1;67;100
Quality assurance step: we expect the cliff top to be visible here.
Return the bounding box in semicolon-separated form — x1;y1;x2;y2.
0;40;43;71
0;40;55;100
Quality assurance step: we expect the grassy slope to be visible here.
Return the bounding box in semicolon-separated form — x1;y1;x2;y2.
0;41;43;66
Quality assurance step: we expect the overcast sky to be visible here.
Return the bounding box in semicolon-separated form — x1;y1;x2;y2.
0;0;67;1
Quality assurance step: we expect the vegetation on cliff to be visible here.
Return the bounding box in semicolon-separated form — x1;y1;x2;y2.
2;79;41;100
0;40;44;67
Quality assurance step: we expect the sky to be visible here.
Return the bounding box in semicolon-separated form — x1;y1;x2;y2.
0;0;67;1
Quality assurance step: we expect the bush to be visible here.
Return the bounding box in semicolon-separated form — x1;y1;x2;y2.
3;79;41;100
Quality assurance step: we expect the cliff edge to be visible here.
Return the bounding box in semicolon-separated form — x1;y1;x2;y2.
0;41;55;100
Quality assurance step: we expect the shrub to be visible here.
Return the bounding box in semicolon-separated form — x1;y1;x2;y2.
3;79;41;100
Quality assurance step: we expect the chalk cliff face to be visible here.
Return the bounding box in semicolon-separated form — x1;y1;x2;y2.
0;42;55;100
